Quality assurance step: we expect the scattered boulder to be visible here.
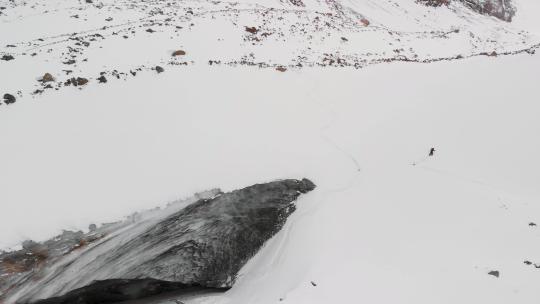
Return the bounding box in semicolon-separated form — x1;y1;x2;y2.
172;50;186;56
88;224;97;232
155;66;165;73
1;54;14;61
76;77;89;86
245;26;258;34
41;73;55;83
97;75;107;83
3;93;16;104
311;281;317;287
360;18;370;26
488;270;500;278
146;28;155;33
276;66;287;72
66;77;89;86
529;222;536;227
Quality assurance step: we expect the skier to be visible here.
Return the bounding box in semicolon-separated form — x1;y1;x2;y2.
429;147;435;157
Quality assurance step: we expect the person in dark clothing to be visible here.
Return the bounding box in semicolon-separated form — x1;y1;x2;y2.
429;147;435;157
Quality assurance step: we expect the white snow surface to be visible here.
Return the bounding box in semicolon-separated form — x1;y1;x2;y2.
2;0;540;303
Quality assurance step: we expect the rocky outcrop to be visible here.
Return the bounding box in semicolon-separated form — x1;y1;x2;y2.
0;179;315;304
418;0;516;21
459;0;516;22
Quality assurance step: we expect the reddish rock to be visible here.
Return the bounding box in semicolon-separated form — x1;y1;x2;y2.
360;18;370;26
172;50;186;56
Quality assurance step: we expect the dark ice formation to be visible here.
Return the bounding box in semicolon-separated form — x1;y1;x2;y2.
0;179;315;304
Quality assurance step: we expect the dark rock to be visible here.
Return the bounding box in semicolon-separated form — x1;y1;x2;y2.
2;179;315;303
146;28;155;33
155;65;165;73
1;54;14;61
488;270;500;278
97;75;107;83
3;93;16;104
73;77;89;86
77;78;89;86
529;222;536;227
41;73;55;82
276;66;287;72
245;26;258;34
311;281;317;286
524;261;532;265
172;50;186;56
64;77;88;86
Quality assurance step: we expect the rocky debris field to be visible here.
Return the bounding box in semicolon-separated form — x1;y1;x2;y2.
0;0;538;103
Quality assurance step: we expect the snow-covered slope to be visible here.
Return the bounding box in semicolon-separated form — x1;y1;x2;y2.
1;0;538;100
1;0;540;304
